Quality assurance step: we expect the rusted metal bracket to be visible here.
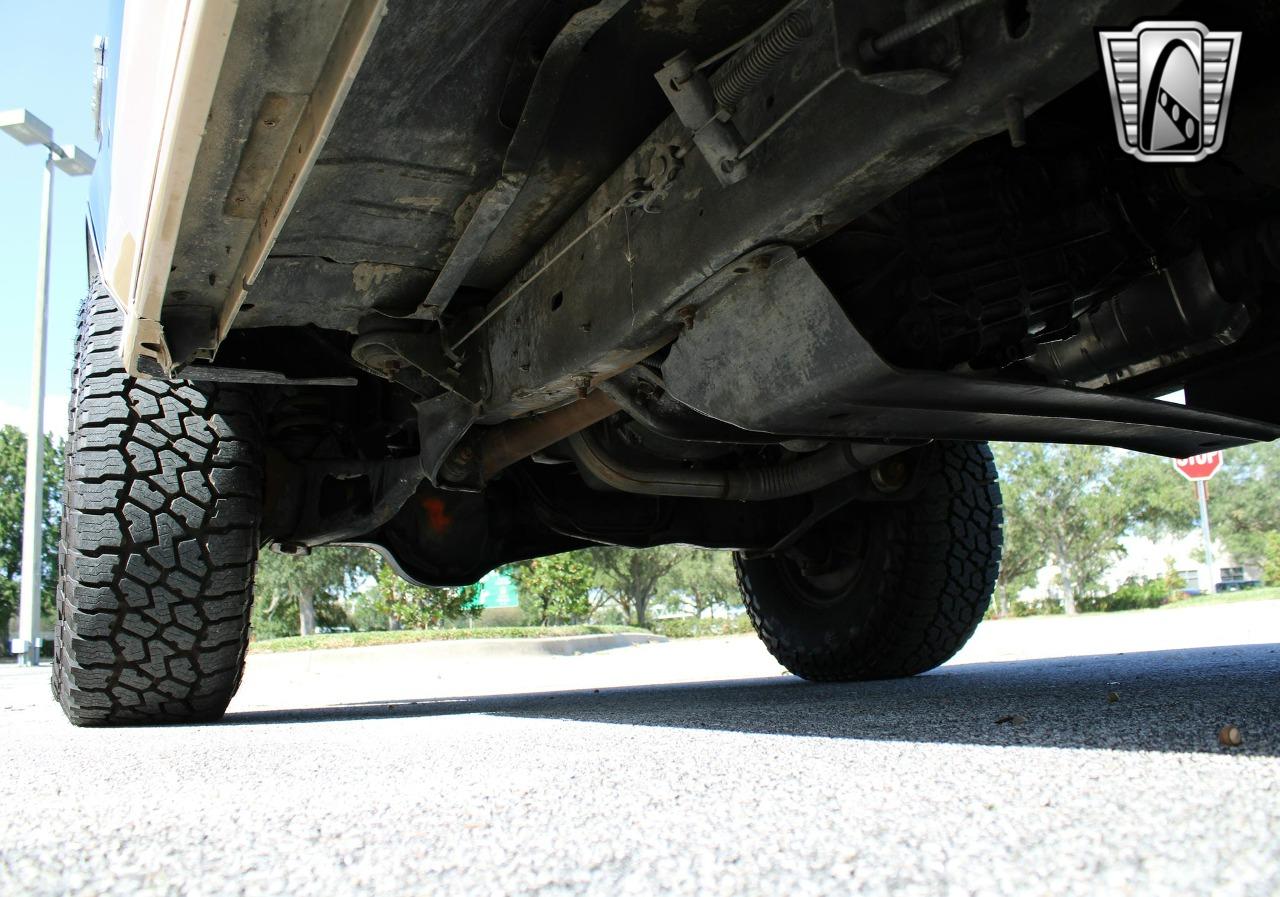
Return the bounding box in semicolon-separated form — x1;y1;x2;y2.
351;328;485;404
655;51;749;187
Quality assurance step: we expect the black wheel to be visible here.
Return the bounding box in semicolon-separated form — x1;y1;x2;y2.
735;441;1002;681
52;283;263;726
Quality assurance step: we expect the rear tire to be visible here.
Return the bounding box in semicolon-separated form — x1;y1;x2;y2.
735;441;1001;681
52;283;263;726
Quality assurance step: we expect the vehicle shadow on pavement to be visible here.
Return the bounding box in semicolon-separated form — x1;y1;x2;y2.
225;643;1280;755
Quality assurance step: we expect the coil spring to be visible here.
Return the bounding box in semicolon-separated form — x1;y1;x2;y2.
714;11;813;111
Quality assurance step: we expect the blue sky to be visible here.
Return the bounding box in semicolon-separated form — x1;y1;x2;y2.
0;2;108;436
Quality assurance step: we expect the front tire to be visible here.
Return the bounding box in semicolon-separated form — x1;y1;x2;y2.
735;441;1002;681
52;284;263;726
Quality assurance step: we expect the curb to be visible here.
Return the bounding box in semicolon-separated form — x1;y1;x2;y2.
249;632;668;663
508;632;667;656
408;632;669;658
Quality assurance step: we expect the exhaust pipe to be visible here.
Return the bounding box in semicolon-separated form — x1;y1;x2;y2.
567;426;900;500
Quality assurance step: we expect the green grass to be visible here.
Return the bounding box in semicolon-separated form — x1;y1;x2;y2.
1158;586;1280;610
249;624;648;654
991;587;1280;621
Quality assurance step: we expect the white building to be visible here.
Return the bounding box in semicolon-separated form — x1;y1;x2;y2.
1021;529;1263;603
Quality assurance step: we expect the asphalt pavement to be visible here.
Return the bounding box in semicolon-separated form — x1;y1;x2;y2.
2;601;1278;896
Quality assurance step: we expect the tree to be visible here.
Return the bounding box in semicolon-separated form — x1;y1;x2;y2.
252;546;374;638
989;444;1050;615
1263;532;1280;587
511;552;594;626
659;549;740;623
373;563;481;629
1107;441;1280;565
993;439;1280;613
1106;441;1280;566
1161;556;1186;596
1207;441;1280;564
993;443;1129;614
589;546;685;628
0;426;63;635
1110;450;1197;539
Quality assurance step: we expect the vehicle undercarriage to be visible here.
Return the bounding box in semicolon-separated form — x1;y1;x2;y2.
53;0;1280;723
148;0;1280;584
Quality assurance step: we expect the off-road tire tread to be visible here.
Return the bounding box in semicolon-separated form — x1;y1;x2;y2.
51;282;262;726
736;441;1001;681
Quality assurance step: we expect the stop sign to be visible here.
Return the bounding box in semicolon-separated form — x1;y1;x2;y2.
1173;451;1224;481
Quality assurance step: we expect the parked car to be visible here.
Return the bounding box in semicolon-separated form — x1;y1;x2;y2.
1216;580;1264;593
54;0;1280;725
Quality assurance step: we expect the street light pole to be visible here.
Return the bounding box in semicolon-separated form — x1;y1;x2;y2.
1;108;95;666
14;152;57;667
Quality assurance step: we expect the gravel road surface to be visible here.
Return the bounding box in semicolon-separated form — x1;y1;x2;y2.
2;601;1278;896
